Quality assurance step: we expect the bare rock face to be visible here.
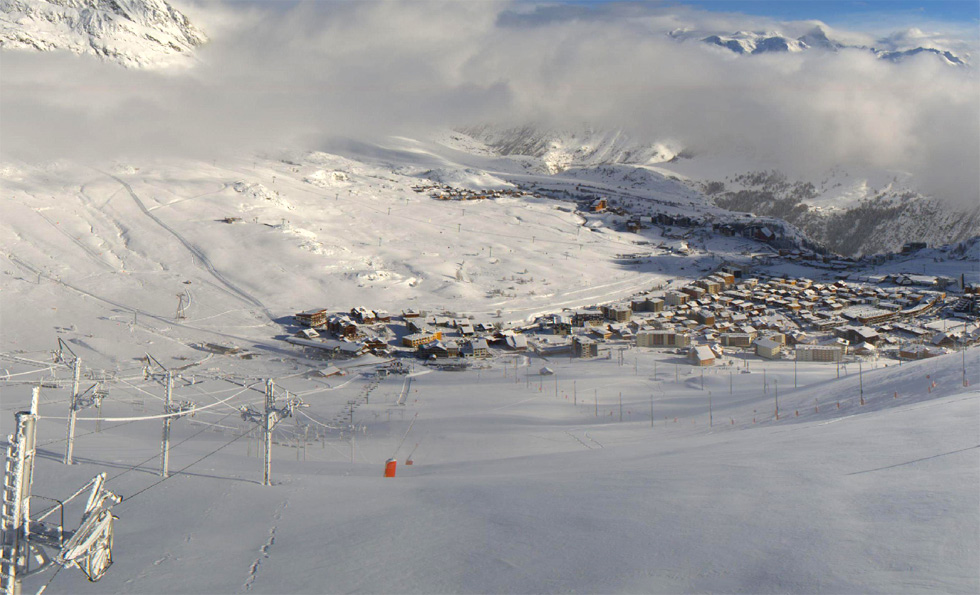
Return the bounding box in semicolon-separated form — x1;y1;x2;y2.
0;0;207;68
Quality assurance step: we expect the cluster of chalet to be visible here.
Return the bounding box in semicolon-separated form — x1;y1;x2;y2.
399;311;495;359
411;184;538;202
289;270;976;365
292;307;395;358
530;268;975;365
292;306;516;361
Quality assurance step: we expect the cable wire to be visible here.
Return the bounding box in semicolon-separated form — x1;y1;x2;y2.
117;430;250;506
37;383;256;423
106;412;240;484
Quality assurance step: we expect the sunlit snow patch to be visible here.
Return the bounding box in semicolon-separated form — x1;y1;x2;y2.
233;181;293;210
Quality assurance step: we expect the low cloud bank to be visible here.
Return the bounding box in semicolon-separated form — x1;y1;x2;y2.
2;0;977;203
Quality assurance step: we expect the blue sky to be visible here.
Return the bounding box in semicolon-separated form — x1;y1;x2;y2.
676;1;980;26
233;2;980;29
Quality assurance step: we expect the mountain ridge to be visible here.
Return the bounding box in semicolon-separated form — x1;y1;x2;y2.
0;0;206;68
455;126;976;257
676;25;969;65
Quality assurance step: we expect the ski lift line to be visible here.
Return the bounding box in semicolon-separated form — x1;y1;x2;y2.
109;364;157;376
0;381;68;391
0;367;58;379
97;374;147;384
115;430;250;508
37;382;257;423
182;378;270;407
37;418;144;449
220;377;302;404
36;562;64;595
186;383;271;397
113;377;167;403
187;419;239;432
104;412;240;486
0;353;70;371
322;437;354;461
208;376;271;396
0;397;70;412
294;375;358;397
32;475;107;523
392;413;420;459
295;408;338;430
185;383;266;403
183;407;246;420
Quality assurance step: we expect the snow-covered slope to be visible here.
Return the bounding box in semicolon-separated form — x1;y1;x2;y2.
0;0;206;68
455;126;977;257
0;136;725;365
3;318;977;594
0;131;977;595
694;169;980;257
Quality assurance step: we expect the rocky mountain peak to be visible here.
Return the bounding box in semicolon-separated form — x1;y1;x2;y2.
0;0;206;68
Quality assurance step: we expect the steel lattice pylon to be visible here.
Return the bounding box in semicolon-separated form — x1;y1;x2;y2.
1;389;121;595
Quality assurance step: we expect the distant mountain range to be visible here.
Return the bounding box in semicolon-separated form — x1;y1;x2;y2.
671;26;968;66
0;2;970;70
0;0;206;68
459;125;978;257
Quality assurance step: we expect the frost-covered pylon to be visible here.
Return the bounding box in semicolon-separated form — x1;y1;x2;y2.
240;379;304;486
1;389;121;595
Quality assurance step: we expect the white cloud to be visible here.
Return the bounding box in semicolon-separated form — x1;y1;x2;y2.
1;0;977;203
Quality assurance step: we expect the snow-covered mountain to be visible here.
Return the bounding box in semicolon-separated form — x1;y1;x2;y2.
459;125;681;175
459;125;978;256
698;30;808;55
701;170;980;257
873;45;966;66
0;0;206;68
673;25;969;65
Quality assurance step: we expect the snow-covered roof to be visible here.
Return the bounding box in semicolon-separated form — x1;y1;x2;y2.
690;345;715;360
506;335;528;349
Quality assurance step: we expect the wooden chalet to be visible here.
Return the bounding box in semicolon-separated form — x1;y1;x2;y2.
295;309;328;328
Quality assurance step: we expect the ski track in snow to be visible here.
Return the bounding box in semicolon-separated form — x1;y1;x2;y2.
4;253;301;359
564;430;593;450
101;171;278;327
846;444;980;475
33;208;118;272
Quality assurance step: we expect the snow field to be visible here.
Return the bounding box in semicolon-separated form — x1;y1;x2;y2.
2;345;976;594
1;140;718;368
1;135;978;594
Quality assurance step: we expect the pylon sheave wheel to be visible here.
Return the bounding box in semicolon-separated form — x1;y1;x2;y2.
81;513;114;582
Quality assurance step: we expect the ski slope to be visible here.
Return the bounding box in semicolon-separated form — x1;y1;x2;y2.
1;341;976;594
0;137;733;366
0;134;977;594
